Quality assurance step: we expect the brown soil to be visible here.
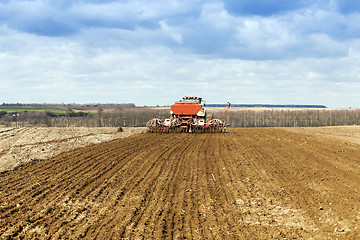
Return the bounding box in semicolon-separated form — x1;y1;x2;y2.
0;127;146;172
284;125;360;145
0;128;359;239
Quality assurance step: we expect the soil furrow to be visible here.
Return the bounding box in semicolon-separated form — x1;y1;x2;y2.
1;128;359;239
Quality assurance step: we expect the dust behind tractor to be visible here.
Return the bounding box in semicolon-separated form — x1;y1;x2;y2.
147;96;229;133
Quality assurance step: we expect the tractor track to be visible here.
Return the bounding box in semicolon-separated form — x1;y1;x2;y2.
0;128;359;239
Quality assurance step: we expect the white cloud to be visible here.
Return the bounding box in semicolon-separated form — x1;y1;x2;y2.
1;1;360;107
1;23;359;107
306;72;324;80
159;20;183;44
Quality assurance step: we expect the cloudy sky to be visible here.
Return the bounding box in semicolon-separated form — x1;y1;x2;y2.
1;0;360;107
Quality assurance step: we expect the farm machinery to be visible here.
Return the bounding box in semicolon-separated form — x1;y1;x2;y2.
146;96;230;133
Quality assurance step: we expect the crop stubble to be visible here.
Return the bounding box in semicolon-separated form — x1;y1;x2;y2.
0;128;359;239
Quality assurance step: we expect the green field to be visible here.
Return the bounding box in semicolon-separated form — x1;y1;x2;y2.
0;106;88;114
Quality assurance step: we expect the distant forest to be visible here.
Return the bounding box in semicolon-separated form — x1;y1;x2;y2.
1;103;326;108
0;105;359;128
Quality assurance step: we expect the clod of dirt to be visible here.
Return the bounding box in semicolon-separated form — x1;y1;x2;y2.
235;199;245;205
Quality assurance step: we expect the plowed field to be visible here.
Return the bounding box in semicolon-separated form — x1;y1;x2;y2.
1;128;359;239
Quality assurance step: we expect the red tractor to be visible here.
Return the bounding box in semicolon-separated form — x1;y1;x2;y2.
147;96;228;133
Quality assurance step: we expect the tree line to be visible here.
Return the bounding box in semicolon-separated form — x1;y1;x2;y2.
0;108;169;127
211;108;360;127
0;108;359;128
